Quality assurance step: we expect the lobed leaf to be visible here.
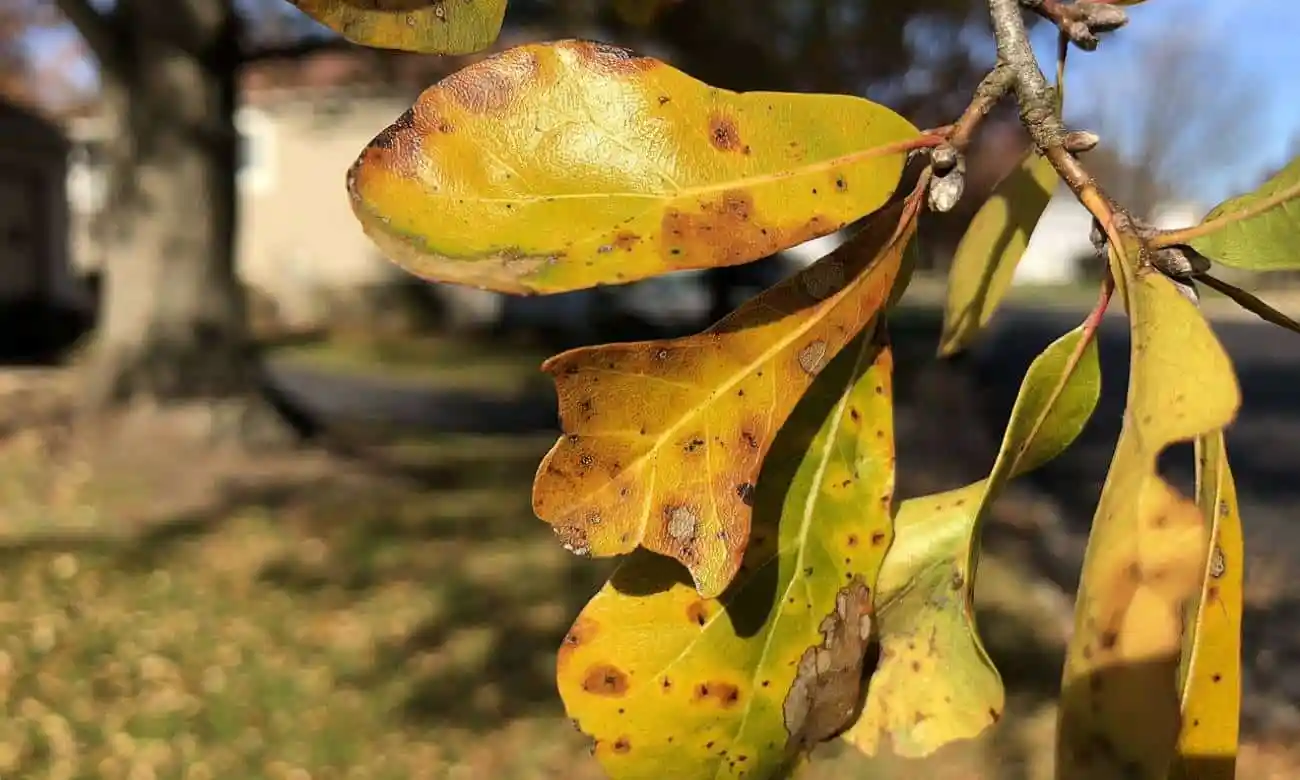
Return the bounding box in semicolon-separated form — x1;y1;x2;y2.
532;197;920;598
1167;432;1243;780
1186;155;1300;271
347;39;920;295
847;324;1101;757
287;0;507;54
939;151;1058;356
556;326;897;780
1056;239;1241;780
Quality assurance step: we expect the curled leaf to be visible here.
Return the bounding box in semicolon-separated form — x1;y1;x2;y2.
557;327;896;780
1057;243;1241;780
348;39;920;295
939;151;1058;356
847;324;1101;757
1181;155;1300;271
534;197;920;597
1168;432;1242;780
1195;272;1300;336
287;0;507;54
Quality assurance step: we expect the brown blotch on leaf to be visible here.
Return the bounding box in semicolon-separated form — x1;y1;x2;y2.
660;190;835;268
870;531;887;546
612;735;632;754
437;47;540;113
582;664;630;697
736;482;756;506
559;616;599;664
665;505;700;542
1099;630;1119;651
782;578;874;749
573;40;658;74
708;113;743;152
554;524;590;557
694;681;742;708
686;600;710;627
369;108;416;151
798;341;829;376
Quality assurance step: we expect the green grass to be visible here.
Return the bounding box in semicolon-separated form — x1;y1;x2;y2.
0;422;1293;778
267;334;553;394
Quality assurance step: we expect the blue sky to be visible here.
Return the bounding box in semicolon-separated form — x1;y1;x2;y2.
1033;0;1300;202
22;0;1298;204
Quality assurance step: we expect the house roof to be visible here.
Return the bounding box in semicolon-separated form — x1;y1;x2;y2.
0;97;68;153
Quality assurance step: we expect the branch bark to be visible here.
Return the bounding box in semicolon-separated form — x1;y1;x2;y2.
1020;0;1128;51
987;0;1124;235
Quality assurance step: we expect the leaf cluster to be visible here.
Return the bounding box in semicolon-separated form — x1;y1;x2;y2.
284;2;1299;777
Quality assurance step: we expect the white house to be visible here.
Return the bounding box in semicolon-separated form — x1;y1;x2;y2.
1014;184;1207;285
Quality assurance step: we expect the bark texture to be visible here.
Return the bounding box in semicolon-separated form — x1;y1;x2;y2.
66;0;300;446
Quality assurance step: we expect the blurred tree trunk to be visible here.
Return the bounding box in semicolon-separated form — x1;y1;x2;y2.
57;0;299;445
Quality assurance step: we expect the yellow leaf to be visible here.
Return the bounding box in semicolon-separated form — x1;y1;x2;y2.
939;150;1058;356
347;39;921;295
848;324;1100;757
286;0;507;54
1167;432;1242;780
534;196;920;597
557;326;896;780
1056;244;1242;780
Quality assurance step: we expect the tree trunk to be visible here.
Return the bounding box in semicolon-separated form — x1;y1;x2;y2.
83;2;299;446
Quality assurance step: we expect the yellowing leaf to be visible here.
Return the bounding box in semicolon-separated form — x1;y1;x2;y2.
848;325;1100;757
939;150;1058;356
1168;432;1243;780
1056;253;1241;780
287;0;507;54
347;39;920;295
557;327;896;780
1183;155;1300;271
533;197;920;597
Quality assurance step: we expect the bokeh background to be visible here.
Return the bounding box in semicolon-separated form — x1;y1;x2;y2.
0;0;1298;777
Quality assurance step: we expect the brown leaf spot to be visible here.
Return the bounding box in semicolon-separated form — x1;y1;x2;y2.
686;600;710;627
798;341;829;376
369;108;416;151
582;664;629;697
782;578;873;749
665;505;699;542
660;190;834;268
571;40;658;74
612;735;632;753
708;113;743;152
558;616;598;665
870;531;887;546
694;681;742;708
554;525;590;557
437;47;540;113
735;482;756;506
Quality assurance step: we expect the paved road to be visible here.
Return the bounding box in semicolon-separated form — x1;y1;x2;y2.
264;307;1300;732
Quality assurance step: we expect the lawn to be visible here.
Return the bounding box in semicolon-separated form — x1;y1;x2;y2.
0;358;1292;779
